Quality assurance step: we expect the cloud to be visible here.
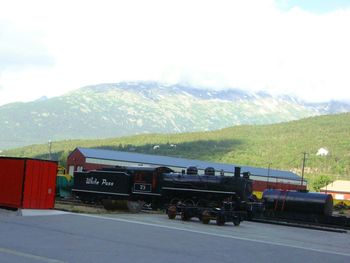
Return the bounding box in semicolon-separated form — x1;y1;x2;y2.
276;0;350;14
0;0;350;104
0;21;54;73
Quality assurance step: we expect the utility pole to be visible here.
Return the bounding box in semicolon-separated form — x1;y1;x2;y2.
301;152;308;187
48;140;52;160
267;163;271;189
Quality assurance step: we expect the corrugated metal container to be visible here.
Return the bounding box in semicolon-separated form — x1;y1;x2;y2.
0;157;58;209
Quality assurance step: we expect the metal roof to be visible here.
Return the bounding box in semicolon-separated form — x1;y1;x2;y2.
320;180;350;193
75;147;301;181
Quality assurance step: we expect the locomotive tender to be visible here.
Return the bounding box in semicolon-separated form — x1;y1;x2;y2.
72;165;253;211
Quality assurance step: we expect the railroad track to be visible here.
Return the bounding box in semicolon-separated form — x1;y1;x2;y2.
55;198;105;209
252;217;350;233
55;198;155;213
55;198;350;232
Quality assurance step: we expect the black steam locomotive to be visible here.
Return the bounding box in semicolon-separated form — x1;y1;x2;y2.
71;164;350;228
72;165;252;212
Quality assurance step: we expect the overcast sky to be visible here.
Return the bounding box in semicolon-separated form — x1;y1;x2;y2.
1;0;350;106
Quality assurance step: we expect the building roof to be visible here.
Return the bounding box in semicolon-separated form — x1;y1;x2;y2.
74;147;302;181
320;180;350;194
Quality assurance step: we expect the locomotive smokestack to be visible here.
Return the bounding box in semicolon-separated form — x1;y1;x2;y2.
234;167;241;178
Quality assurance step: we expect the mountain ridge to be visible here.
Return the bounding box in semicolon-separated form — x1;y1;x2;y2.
1;81;349;150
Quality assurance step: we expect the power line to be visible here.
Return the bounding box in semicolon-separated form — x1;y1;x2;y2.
48;140;52;160
0;139;37;142
286;156;300;166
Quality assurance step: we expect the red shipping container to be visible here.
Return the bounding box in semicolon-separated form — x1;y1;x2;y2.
0;157;57;209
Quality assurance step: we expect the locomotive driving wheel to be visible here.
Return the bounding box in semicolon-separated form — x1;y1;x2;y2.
181;210;191;221
102;199;121;210
216;212;226;226
201;210;210;224
233;215;241;226
167;205;177;219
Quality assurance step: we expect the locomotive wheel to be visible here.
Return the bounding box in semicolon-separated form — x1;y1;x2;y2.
181;211;190;221
216;214;225;226
102;199;113;210
201;210;210;224
167;205;177;220
126;201;143;213
233;216;240;226
246;211;253;221
102;199;125;210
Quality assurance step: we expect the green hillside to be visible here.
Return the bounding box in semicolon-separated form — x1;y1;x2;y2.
2;82;350;150
3;113;350;190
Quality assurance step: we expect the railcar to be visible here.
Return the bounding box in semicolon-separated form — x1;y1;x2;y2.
72;166;172;211
257;189;350;229
262;189;333;216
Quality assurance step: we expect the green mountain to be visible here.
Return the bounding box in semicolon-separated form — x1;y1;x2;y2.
3;113;350;190
1;81;349;150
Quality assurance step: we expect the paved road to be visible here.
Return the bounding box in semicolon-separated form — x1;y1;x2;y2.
0;210;349;263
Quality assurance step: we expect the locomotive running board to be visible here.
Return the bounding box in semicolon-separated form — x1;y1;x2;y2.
132;192;161;196
161;187;236;195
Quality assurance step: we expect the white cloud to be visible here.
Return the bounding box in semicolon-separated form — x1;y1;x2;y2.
0;0;350;105
0;21;54;71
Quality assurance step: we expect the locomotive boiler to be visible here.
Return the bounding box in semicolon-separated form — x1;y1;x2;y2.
161;166;253;207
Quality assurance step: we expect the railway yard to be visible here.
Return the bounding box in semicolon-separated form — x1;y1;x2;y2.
1;156;350;262
1;206;350;263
